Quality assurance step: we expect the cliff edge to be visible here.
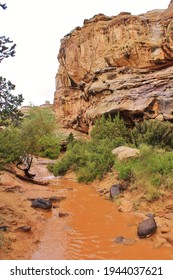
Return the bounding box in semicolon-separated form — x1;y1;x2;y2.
54;1;173;133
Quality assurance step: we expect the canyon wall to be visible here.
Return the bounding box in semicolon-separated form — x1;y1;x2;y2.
54;1;173;132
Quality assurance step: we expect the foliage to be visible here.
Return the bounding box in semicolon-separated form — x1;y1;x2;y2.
0;77;24;126
132;120;173;148
0;107;61;171
90;114;130;143
66;132;75;144
114;160;134;181
52;136;116;182
0;125;22;168
0;3;24;126
0;3;7;9
19;107;60;157
114;145;173;201
0;36;16;62
38;134;60;159
20;107;55;152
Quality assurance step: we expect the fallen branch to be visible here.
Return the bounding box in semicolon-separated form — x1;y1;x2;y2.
16;174;49;185
3;167;49;186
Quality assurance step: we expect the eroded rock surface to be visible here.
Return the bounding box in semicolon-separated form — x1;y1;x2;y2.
54;1;173;133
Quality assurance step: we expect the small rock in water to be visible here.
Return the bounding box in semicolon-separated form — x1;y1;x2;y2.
59;212;69;218
114;236;124;243
114;236;136;245
31;198;52;209
16;226;31;232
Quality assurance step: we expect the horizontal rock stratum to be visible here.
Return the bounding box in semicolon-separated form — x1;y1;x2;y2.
54;1;173;133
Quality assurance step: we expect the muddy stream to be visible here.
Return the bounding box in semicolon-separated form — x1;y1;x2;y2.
30;177;173;260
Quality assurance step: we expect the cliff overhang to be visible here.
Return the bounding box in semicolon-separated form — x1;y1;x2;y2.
54;1;173;133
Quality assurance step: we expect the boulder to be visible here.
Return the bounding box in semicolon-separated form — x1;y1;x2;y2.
137;217;157;238
31;198;52;209
112;146;140;161
110;184;123;198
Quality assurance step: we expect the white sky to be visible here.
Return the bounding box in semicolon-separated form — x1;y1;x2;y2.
0;0;171;106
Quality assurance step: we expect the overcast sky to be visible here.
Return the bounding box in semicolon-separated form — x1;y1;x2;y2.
0;0;170;106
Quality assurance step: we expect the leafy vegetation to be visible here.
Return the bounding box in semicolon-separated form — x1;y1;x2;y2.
50;115;129;182
0;3;24;127
114;145;173;201
49;114;173;201
0;77;24;126
131;120;173;148
0;107;61;173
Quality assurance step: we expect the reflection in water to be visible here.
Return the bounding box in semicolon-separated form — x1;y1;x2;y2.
32;179;173;260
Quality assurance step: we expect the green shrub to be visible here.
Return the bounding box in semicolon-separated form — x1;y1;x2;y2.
0;125;22;167
114;145;173;200
132;120;173;148
145;185;161;202
38;134;61;159
91;114;130;143
115;160;134;180
51;138;115;182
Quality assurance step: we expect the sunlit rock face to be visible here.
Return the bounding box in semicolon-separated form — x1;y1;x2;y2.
54;1;173;133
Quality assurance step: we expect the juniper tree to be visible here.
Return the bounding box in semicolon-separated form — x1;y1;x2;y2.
0;2;24;126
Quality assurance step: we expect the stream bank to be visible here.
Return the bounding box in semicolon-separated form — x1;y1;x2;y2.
0;158;173;259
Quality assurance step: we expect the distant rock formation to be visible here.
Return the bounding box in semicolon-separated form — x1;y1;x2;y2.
20;101;53;115
54;1;173;133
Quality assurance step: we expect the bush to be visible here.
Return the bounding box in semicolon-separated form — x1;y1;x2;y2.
0;125;22;167
91;114;130;143
38;135;60;159
51;138;115;182
132;120;173;148
114;145;173;200
114;160;134;181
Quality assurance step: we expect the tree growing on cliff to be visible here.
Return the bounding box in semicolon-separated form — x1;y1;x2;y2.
0;2;24;126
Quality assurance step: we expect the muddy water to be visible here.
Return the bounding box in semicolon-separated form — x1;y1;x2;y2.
32;179;173;260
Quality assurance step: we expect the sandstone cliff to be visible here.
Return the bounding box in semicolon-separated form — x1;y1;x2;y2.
54;1;173;133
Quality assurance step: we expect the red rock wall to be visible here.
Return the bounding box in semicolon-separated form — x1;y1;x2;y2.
54;2;173;132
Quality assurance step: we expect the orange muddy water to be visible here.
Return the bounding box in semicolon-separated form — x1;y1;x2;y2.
31;179;173;260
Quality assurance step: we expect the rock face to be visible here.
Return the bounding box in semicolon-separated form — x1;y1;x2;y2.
54;2;173;133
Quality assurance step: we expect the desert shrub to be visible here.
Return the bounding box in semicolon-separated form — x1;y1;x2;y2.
114;159;134;181
91;114;130;143
38;135;60;159
145;185;161;202
114;145;173;200
132;120;173;148
52;138;115;182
